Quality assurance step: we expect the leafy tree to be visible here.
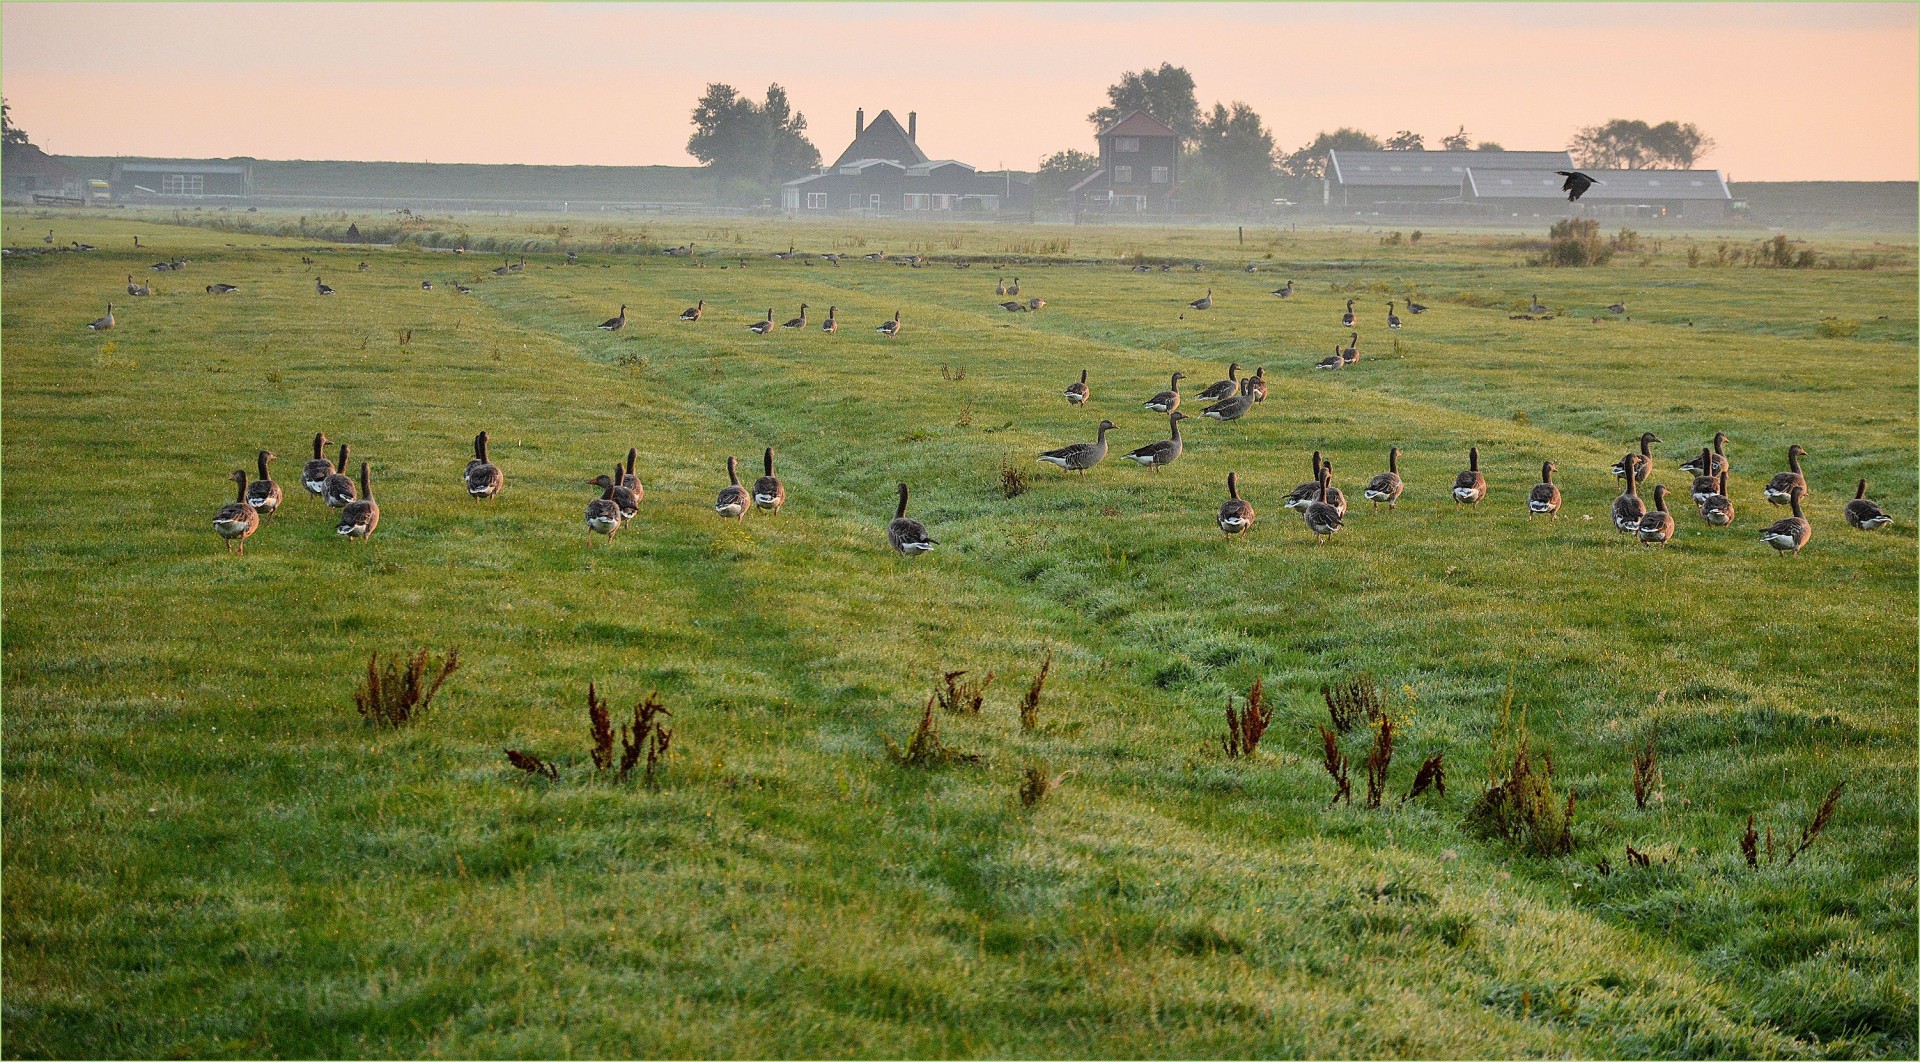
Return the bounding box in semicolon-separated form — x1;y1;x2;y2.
1570;119;1713;169
1278;128;1382;179
2;97;30;147
686;83;820;190
1385;130;1426;151
1474;141;1507;152
1195;102;1276;208
1088;63;1202;145
1035;149;1100;205
1441;126;1472;152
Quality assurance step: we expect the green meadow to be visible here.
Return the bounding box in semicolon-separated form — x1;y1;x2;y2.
3;209;1914;1058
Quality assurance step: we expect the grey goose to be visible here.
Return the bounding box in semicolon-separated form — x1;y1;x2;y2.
315;278;334;295
1217;472;1255;537
321;444;357;508
86;303;114;331
1759;486;1811;555
1612;432;1660;482
336;463;380;541
1038;420;1116;474
1144;372;1185;413
1764;445;1807;505
301;433;334;497
1365;448;1404;512
1340;299;1356;327
877;311;901;338
1676;432;1730;476
1699;471;1734;526
821;306;837;334
1201;379;1255;422
1636;485;1675;546
1187;289;1212;311
597;305;627;331
126;275;151;297
752;448;786;513
584;473;624;545
1063;369;1090;405
714;456;750;520
466;431;504;500
1271;281;1294;298
780;304;809;330
205;284;239;295
1689;448;1721;504
1302;469;1343;543
1122;412;1188;471
1286;451;1326;511
678;299;704;322
213;469;260;554
748;308;775;334
1453;447;1487;507
1844;480;1891;530
888;483;936;555
245;451;282;517
1386;302;1401;329
1195;363;1240;403
1246;366;1267;403
1611;457;1646;533
1314;345;1345;370
1527;461;1561;520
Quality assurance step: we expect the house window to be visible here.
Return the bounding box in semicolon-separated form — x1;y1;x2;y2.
933;194;953;210
1150;166;1169;184
1116;137;1140;153
903;193;929;210
806;193;827;209
870;193;882;209
162;173;204;196
850;193;863;209
1114;166;1133;184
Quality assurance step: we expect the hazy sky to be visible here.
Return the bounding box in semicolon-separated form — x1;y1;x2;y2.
3;2;1915;180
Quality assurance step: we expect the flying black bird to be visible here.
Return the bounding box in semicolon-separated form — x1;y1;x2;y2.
1556;170;1599;201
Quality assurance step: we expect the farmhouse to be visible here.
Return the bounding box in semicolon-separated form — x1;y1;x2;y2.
1;142;85;202
1464;167;1733;219
107;158;255;201
1325;149;1573;210
1070;110;1182;213
780;108;1031;215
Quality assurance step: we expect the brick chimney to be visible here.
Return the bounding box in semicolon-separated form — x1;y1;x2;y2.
908;112;917;142
855;108;865;138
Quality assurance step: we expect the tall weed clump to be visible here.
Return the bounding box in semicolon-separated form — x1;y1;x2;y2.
1464;689;1574;856
1535;218;1614;267
354;647;459;727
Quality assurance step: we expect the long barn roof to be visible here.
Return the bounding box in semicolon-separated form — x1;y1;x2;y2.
1328;150;1572;187
1466;168;1731;201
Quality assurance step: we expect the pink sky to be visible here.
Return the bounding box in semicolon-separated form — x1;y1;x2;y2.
2;2;1914;180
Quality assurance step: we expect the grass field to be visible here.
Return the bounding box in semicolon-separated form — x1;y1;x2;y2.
3;208;1915;1058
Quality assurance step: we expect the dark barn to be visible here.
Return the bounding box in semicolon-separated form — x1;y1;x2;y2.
781;108;1031;215
108;158;255;201
1325;149;1574;210
1071;110;1181;213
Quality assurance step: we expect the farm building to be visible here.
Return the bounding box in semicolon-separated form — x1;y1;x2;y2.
1;142;85;202
107;158;254;201
1325;149;1573;209
1071;111;1182;213
1464;168;1733;219
780;108;1031;215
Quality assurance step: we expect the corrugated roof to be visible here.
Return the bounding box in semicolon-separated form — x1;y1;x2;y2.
115;160;251;175
1464;168;1731;201
832;110;927;168
837;159;907;175
1098;111;1179;139
906;160;973;176
1328;150;1572;187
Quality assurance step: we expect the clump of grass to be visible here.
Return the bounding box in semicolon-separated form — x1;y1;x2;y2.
939;364;967;382
1403;753;1446;803
619;691;673;786
1222;677;1271;759
505;749;557;780
1364;714;1397;808
999;458;1029;499
1816;317;1859;339
1019;650;1053;732
1319;725;1352;805
1464;691;1574;856
882;697;980;768
936;669;995;715
1785;783;1843;866
1323;673;1381;733
1630;726;1660;810
354;647;458;727
1018;762;1072;808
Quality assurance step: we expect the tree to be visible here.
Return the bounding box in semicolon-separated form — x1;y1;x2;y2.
1570;119;1713;170
1385;130;1426;151
2;97;30;147
1474;141;1506;152
1088;63;1203;145
1035;149;1100;205
1194;102;1277;208
686;83;820;190
1441;126;1472;152
1278;128;1382;179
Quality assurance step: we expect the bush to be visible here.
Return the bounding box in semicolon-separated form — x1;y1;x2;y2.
1537;218;1614;267
1463;690;1575;856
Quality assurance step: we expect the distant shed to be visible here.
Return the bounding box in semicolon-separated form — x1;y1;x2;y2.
1326;149;1572;208
1465;168;1732;219
108;158;254;200
2;142;85;201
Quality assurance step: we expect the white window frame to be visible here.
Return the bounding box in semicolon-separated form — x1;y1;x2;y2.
850;193;863;209
903;193;929;211
163;173;205;196
806;192;827;209
1150;166;1169;184
870;193;882;209
1116;137;1140;153
1113;165;1133;184
933;194;954;210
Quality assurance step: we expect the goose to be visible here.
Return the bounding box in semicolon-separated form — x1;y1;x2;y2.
666;242;694;257
862;252;884;262
1406;298;1429;314
1196;363;1241;403
748;308;776;335
1557;170;1599;201
587;468;640;522
678;299;704;322
1217;472;1255;536
1386;302;1401;330
1611;457;1646;533
1187;289;1212;311
1689;448;1721;504
820;306;838;334
466;431;503;500
752;448;786;513
491;262;512;277
213;470;261;554
995;277;1006;295
1063;369;1090;405
1317;460;1349;516
299;256;314;266
1699;471;1735;526
1527;461;1561;520
1341;299;1356;327
336;463;380;541
245;450;282;517
1027;297;1046;311
42;229;53;244
1677;432;1730;476
359;261;372;272
1608;301;1626;315
1342;333;1359;364
1843;480;1891;530
315;277;334;296
772;245;797;260
597;304;628;332
301;433;334;496
86;303;115;331
1132;264;1151;273
1453;446;1487;507
1008;277;1021;296
620;448;645;504
1038;419;1116;474
1271;281;1294;298
165;258;187;269
584;474;624;545
1612;432;1660;482
1764;445;1807;505
453;282;473;295
508;257;526;272
151;261;176;271
1286;452;1326;511
999;301;1026;312
205;283;239;295
1528;294;1547;314
1314;345;1345;370
1144;372;1185;413
321;444;357;508
1122;412;1188;471
877;311;902;338
565;252;579;264
133;235;140;248
1636;485;1675;546
823;253;841;265
1246;366;1268;403
1303;469;1343;544
126;275;151;297
888;483;936;555
73;242;96;252
421;280;435;291
1365;448;1404;512
1202;379;1256;423
780;304;809;330
714;456;750;520
1759;487;1811;556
